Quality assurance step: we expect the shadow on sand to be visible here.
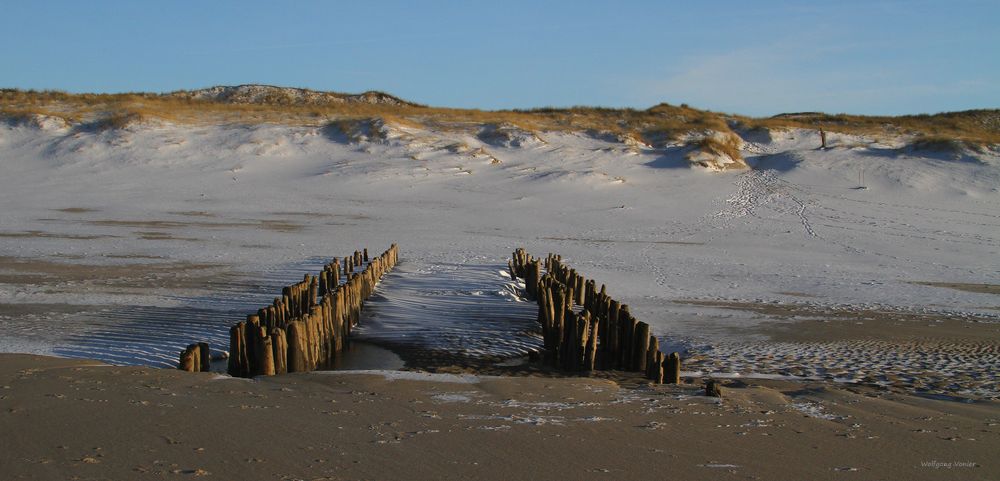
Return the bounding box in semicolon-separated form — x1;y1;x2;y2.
643;146;690;169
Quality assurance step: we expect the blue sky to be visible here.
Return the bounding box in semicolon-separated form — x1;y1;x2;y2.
2;1;997;116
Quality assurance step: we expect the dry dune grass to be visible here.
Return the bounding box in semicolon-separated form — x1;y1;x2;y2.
906;134;988;153
694;132;743;160
685;131;747;171
95;109;148;130
2;88;998;145
742;110;1000;145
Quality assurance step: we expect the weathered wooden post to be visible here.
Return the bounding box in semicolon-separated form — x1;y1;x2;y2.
596;301;608;369
538;285;551;347
530;260;542;299
197;342;211;372
308;275;318;308
654;351;665;383
309;305;323;369
620;307;635;370
665;352;681;384
334;289;346;351
548;286;565;364
271;327;288;374
607;300;620;369
584;317;599;372
634;322;650;373
228;322;248;377
569;311;590;371
256;335;276;376
281;285;293;315
245;315;261;375
705;379;722;397
585;280;596;311
576;312;590;371
320;300;332;366
545;285;556;342
287;321;308;373
179;344;199;372
560;311;577;371
645;336;660;381
257;307;268;328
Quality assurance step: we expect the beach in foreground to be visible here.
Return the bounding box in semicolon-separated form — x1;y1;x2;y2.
1;354;995;480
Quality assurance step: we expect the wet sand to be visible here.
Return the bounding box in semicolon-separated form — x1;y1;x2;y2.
1;354;996;480
0;256;225;289
911;281;1000;296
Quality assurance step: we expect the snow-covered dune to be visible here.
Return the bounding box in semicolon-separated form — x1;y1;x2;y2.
1;118;998;394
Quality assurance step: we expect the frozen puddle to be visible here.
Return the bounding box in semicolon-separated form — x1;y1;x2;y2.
352;260;543;362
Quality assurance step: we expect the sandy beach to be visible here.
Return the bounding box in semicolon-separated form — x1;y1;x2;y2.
1;354;996;480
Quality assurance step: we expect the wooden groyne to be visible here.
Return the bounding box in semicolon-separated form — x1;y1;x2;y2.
179;244;399;376
510;248;681;383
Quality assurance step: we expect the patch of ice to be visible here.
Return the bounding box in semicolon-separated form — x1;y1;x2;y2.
431;393;474;403
791;402;846;421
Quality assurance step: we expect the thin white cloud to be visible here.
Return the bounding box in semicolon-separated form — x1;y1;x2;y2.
630;38;997;116
633;44;834;114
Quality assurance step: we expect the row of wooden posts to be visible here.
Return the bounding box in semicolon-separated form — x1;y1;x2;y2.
179;244;399;376
510;248;681;383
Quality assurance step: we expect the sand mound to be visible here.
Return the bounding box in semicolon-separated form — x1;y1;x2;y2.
586;130;651;149
905;136;992;161
477;123;544;148
330;117;408;144
2;112;70;131
684;131;748;171
90;111;170;132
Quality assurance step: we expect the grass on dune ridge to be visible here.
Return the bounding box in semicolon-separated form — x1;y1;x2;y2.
1;87;998;146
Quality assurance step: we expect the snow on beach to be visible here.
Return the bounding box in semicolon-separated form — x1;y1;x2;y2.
0;117;998;395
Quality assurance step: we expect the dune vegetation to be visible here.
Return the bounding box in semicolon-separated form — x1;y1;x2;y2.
2;86;998;146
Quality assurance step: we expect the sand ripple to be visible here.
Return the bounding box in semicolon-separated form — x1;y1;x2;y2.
687;339;1000;399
